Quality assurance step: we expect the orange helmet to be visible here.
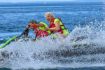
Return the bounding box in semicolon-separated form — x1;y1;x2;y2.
28;20;38;29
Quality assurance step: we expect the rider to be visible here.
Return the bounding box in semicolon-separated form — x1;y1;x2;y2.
45;12;69;37
28;20;51;39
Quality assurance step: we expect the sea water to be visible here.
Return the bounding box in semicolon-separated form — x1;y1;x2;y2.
0;2;105;70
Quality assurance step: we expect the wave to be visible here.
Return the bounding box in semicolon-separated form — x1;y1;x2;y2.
0;21;105;69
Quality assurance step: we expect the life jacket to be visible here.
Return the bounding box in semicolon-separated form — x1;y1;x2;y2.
38;22;51;34
31;22;51;38
49;18;69;36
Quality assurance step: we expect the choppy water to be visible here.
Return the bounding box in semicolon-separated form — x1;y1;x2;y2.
0;2;105;70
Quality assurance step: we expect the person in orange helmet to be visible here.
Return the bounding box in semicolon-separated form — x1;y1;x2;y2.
28;20;51;40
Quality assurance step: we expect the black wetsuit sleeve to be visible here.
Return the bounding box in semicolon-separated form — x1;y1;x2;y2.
18;28;29;38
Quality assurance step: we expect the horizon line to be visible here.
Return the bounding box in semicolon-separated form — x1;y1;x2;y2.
0;1;104;4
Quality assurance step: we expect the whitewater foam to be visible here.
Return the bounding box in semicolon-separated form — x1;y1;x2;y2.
1;23;105;69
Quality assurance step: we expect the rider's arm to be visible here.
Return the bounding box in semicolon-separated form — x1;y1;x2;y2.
49;19;60;31
36;22;45;27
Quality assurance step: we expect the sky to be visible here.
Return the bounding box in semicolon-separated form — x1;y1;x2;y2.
0;0;104;3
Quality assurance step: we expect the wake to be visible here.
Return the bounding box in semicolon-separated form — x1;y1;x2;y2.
0;24;105;69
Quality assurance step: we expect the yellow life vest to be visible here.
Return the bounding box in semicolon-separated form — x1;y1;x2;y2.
38;22;51;34
54;18;69;36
